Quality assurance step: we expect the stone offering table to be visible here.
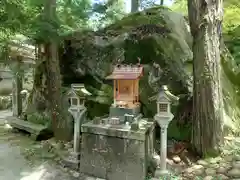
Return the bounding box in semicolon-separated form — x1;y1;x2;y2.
80;118;154;180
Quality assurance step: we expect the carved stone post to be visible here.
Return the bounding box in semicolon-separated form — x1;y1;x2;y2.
68;108;87;154
160;126;167;172
11;56;23;117
66;106;87;169
154;115;173;175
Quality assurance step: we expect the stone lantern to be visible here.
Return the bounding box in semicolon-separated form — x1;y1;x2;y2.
67;84;91;156
154;85;179;176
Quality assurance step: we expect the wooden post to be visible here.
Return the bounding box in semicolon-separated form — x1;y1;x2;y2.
135;80;138;102
11;56;23;117
132;80;134;104
136;79;139;102
114;80;116;105
117;80;119;100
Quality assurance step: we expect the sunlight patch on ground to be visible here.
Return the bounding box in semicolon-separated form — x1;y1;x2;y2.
20;165;47;180
4;123;12;129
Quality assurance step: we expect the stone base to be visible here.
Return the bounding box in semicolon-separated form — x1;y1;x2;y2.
80;119;155;180
154;168;172;179
109;106;140;121
61;151;80;170
155;169;169;176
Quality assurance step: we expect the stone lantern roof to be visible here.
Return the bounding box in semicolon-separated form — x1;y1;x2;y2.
67;84;92;97
157;85;179;103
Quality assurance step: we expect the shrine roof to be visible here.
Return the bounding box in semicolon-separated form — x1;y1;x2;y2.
105;64;143;80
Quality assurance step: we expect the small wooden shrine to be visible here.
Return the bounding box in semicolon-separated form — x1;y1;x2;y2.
106;63;143;109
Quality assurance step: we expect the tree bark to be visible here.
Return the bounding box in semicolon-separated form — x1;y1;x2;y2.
188;0;224;156
160;0;164;5
27;45;48;114
131;0;139;12
44;0;70;141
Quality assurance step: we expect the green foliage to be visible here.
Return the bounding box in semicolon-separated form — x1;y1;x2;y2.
105;6;167;34
223;5;240;64
0;0;127;67
27;112;51;126
223;4;240;32
91;0;126;29
57;0;92;33
171;0;187;14
172;0;240;64
0;0;29;33
0;0;126;45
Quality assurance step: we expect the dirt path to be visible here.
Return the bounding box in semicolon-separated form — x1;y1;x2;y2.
0;110;76;180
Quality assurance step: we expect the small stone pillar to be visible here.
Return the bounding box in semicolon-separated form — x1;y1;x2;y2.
68;107;87;154
11;56;23;117
66;84;91;168
154;85;179;176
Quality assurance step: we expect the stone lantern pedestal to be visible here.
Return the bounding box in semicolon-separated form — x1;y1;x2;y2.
69;107;87;154
154;114;174;176
63;107;87;170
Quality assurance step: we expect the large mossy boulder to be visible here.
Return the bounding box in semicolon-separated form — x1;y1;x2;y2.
60;7;240;140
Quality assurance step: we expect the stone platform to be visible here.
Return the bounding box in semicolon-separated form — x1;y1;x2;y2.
80;119;154;180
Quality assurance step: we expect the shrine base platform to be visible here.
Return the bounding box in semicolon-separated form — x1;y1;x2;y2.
109;105;140;118
79;119;154;180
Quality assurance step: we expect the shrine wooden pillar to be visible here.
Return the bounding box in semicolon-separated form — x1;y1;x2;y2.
117;80;119;100
136;79;139;102
114;80;116;105
132;80;134;104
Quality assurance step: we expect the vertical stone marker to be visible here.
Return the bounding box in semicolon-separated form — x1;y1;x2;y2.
11;56;23;117
154;85;179;176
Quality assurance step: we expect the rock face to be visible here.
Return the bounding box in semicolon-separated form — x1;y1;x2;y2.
60;7;240;139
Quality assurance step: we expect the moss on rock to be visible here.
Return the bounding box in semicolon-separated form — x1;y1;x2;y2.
60;6;240;140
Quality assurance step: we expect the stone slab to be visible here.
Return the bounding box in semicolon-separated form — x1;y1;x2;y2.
6;116;49;140
81;119;153;141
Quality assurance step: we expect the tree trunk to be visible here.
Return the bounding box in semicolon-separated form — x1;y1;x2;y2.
160;0;164;5
131;0;139;12
44;0;70;141
27;45;48;114
188;0;224;156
